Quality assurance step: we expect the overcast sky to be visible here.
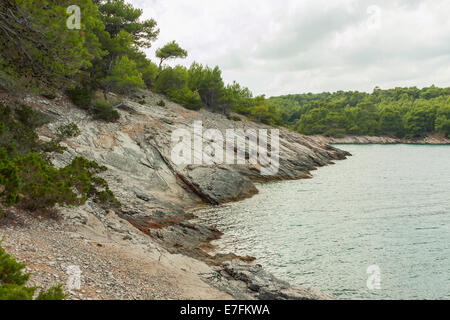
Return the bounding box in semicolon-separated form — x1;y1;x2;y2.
130;0;450;97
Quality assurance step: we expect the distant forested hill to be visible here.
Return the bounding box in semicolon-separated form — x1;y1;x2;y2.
268;86;450;138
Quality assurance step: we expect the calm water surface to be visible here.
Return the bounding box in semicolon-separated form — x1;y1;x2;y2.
194;145;450;299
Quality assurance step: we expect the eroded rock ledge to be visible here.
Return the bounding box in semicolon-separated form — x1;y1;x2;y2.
203;262;332;300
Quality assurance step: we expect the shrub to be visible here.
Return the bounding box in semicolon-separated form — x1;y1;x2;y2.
156;100;166;107
56;123;81;140
154;66;188;95
0;104;48;156
67;87;92;109
0;151;121;211
14;104;50;130
0;242;66;300
167;88;202;111
181;90;202;111
92;100;120;122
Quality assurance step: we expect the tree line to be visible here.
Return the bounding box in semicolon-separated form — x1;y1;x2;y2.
269;86;450;138
0;0;281;125
0;1;448;138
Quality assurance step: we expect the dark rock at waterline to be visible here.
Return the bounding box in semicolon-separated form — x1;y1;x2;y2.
201;261;332;300
183;166;258;205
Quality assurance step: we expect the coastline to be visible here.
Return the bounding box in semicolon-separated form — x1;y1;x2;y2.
0;90;348;300
311;134;450;145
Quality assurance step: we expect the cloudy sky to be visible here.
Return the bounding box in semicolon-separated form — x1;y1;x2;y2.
131;0;450;97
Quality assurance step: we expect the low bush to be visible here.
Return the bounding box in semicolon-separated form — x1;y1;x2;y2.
156;100;166;107
92;100;120;122
0;242;66;300
66;87;92;109
0;151;121;211
0;104;50;156
167;88;202;111
180;90;202;111
56;123;81;140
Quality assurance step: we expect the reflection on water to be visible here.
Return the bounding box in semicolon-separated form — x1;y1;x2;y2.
194;145;450;299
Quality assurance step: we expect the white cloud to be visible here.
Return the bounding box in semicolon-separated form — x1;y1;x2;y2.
131;0;450;96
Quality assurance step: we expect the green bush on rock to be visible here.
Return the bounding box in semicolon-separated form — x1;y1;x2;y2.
0;151;120;211
67;87;93;109
0;242;66;300
0;104;50;156
92;100;120;122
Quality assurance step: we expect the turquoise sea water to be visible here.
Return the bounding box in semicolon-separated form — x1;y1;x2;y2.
195;145;450;299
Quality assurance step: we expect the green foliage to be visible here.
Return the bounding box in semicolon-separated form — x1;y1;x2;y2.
155;66;188;94
403;106;436;138
56;123;81;140
35;284;66;300
92;99;120;122
270;86;450;138
378;107;404;137
0;103;50;156
67;88;120;122
97;0;159;48
0;242;66;300
0;0;105;91
40;90;57;100
154;66;203;111
0;151;120;211
324;128;346;138
188;63;225;111
101;55;145;95
435;105;450;137
156;41;187;71
130;50;159;88
0;102;120;212
157;100;166;107
67;87;93;109
3;0;447;140
222;81;254;115
176;89;202;111
0;103;67;157
0;0;161;95
249;98;283;125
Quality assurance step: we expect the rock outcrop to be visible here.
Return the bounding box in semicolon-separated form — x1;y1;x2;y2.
1;90;351;300
202;262;332;300
24;90;349;257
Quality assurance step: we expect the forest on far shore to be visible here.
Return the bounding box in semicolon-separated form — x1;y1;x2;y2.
269;86;450;139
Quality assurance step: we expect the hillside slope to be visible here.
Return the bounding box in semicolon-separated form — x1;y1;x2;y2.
0;90;349;299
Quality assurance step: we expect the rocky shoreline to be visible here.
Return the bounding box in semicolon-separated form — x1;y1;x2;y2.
0;90;349;300
312;134;450;145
